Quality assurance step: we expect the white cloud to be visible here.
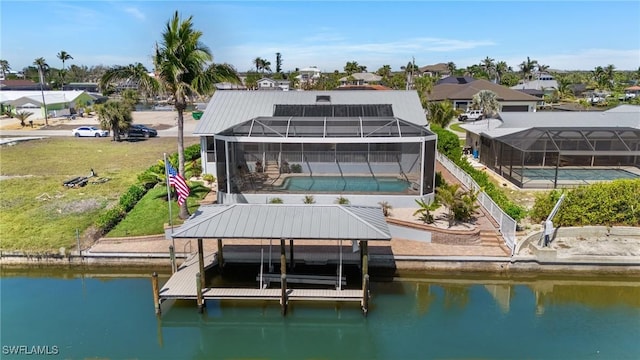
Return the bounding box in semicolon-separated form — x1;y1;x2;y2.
124;7;146;21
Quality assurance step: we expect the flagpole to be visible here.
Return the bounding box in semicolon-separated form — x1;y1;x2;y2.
164;153;175;250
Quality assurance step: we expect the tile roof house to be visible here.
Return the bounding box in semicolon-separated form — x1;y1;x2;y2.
418;63;451;78
0;79;49;91
427;77;541;112
338;72;382;87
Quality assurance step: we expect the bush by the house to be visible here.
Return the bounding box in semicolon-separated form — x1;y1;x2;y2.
119;184;146;212
531;179;640;226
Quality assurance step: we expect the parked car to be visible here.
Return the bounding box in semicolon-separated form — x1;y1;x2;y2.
72;126;109;137
458;109;484;122
122;124;158;138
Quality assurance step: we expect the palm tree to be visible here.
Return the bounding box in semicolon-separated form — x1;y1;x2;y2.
154;11;240;218
376;64;392;79
446;61;456;76
57;50;73;90
495;61;510;84
604;64;616;90
100;63;157;99
536;63;549;75
275;52;282;73
33;57;49;126
253;57;263;72
426;100;457;128
401;59;418;90
262;59;272;73
413;198;440;224
344;61;361;75
0;59;10;79
481;56;495;82
471;90;500;119
96;100;132;141
15;110;32;127
519;56;538;83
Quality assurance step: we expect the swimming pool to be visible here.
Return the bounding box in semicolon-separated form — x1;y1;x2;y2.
518;168;640;181
278;176;411;193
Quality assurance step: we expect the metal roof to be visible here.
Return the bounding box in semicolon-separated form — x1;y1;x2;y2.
194;90;426;135
220;116;434;138
171;204;392;241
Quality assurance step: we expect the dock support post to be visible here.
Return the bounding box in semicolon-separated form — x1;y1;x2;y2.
217;238;224;269
289;239;294;270
169;245;176;274
362;274;370;316
151;272;161;315
198;238;205;289
280;239;286;275
362;241;369;278
196;272;204;313
281;274;288;316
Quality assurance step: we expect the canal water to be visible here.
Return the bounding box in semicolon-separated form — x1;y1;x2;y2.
1;268;639;359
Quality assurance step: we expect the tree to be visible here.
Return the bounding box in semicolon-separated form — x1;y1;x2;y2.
57;50;73;90
262;59;272;73
15;110;32;127
413;198;440;224
604;64;616;90
446;62;456;76
495;61;510;85
519;56;538;82
0;59;10;79
401;59;418;89
275;52;282;73
481;56;495;82
414;76;436;107
96;100;132;141
426;100;457;128
344;61;361;75
154;11;240;218
33;57;49;126
471;90;500;119
100;63;157;99
120;89;139;110
253;57;263;72
376;64;392;79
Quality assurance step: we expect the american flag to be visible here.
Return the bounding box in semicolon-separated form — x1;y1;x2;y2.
166;162;190;206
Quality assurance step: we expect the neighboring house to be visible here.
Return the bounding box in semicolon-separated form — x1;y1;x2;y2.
336;84;391;91
418;63;451;78
215;82;247;90
194;90;437;207
338;72;382;87
428;77;540;112
511;72;558;95
296;66;322;86
459;105;640;188
0;90;95;119
0;79;49;91
257;78;290;91
66;82;99;92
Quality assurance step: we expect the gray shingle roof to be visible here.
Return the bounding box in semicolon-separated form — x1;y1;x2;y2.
171;204;392;241
428;79;541;102
194;90;426;135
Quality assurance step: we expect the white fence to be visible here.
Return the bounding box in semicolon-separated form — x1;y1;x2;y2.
436;152;517;254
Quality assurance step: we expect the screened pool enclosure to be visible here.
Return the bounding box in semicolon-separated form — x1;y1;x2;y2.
211;104;437;204
480;127;640;188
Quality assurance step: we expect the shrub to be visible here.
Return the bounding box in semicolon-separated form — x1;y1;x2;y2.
303;195;315;204
335;196;350;205
290;164;302;173
96;206;125;234
184;144;201;161
269;197;283;204
378;201;392;216
119;185;146;212
202;174;216;183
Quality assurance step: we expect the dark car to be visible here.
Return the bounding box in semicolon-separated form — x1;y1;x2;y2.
123;124;158;138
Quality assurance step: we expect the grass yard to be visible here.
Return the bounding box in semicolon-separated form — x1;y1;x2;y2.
0;136;199;251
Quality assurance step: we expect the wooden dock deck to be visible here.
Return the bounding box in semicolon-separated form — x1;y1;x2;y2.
158;251;364;305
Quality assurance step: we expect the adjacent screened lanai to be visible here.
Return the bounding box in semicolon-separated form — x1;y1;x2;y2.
460;108;640;189
196;91;437;207
480;126;640;188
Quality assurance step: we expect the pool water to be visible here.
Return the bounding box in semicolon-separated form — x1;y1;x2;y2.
279;176;410;193
519;168;640;181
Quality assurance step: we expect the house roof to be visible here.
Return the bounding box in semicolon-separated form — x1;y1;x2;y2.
0;90;91;105
436;76;476;85
338;72;382;82
428;79;541;102
171;204;392;241
194;90;427;135
510;79;558;91
336;84;391;90
419;63;449;73
460;106;640;138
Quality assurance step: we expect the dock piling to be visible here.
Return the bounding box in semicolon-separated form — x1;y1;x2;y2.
362;274;370;316
196;272;204;313
217;239;225;269
169;245;176;274
281;274;288;316
198;238;205;289
151;272;161;315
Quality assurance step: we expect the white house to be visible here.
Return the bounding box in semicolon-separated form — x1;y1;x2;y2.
257;78;290;91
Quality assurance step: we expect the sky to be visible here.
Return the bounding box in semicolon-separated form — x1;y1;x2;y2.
1;1;639;74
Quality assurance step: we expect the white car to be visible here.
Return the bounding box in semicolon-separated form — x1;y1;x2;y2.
458;109;484;122
72;126;109;137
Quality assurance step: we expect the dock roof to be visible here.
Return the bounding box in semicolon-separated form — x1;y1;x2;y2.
171;204;392;241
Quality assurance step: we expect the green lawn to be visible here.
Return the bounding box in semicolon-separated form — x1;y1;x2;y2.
449;123;465;133
0;137;199;251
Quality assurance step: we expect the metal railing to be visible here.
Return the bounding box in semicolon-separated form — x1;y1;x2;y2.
436;152;517;253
